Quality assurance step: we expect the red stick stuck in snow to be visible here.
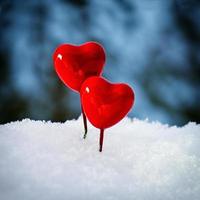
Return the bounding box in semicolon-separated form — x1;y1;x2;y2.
99;129;104;152
81;104;88;139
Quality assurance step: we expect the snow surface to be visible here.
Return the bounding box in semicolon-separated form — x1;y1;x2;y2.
0;117;200;200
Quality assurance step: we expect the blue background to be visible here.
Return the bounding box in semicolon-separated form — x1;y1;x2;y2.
0;0;199;125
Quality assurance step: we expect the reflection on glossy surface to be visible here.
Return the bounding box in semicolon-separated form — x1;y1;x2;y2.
53;42;106;92
81;76;135;129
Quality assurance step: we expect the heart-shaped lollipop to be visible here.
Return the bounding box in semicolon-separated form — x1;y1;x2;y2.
53;42;105;92
53;42;106;138
80;76;135;151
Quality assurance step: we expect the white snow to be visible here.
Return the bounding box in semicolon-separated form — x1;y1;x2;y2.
0;117;200;200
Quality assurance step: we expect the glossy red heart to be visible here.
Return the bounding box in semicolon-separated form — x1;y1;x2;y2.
53;42;106;92
80;76;135;129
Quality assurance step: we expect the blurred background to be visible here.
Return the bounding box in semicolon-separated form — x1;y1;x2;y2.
0;0;199;126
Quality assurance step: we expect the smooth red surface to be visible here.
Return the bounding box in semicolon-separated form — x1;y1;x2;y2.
81;77;135;129
53;42;106;92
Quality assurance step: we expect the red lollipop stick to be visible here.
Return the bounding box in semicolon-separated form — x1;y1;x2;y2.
81;104;88;139
53;42;106;139
99;129;104;152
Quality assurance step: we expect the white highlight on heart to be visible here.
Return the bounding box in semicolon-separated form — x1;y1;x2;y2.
86;87;90;93
57;54;62;60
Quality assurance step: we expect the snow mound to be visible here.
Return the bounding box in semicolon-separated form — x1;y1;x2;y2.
0;117;200;200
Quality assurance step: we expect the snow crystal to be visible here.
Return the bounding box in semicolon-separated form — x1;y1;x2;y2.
0;117;200;200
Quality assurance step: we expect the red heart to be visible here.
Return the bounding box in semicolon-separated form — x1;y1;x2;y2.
53;42;106;92
80;76;135;129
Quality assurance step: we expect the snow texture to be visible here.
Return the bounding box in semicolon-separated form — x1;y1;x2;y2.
0;117;200;200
